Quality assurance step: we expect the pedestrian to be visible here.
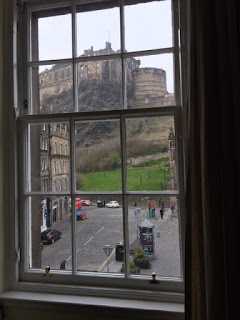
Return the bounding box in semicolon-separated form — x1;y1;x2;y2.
60;259;66;270
160;208;164;219
160;202;164;219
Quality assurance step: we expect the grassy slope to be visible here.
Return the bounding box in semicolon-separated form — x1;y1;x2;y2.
78;158;170;191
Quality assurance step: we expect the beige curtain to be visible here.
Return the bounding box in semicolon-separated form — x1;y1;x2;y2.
182;1;239;319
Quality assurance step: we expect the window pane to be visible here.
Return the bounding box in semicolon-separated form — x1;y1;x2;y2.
32;13;72;61
77;59;123;111
75;195;124;274
77;7;120;57
126;54;175;109
75;120;122;192
124;0;173;52
31;64;73;114
28;196;72;271
28;122;70;193
127;196;181;278
126;116;177;191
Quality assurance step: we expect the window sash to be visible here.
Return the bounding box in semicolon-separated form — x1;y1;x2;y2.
17;0;184;296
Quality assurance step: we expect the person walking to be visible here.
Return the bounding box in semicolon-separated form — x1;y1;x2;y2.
60;259;66;270
160;202;165;219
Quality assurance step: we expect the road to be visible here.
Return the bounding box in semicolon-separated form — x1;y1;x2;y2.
41;205;181;278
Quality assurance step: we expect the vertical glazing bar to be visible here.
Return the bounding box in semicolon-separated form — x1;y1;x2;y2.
72;4;78;112
120;115;129;278
27;8;33;115
120;1;127;109
172;0;185;279
174;110;185;280
70;119;77;274
172;0;181;106
25;125;32;269
27;7;31;63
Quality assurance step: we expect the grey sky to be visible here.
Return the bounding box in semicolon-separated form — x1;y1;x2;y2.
38;0;174;92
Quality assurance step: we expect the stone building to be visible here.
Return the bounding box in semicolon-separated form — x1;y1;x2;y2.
40;122;70;231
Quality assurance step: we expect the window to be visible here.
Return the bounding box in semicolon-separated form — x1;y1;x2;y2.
17;0;184;301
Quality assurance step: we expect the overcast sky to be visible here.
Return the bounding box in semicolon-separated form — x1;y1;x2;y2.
38;0;174;92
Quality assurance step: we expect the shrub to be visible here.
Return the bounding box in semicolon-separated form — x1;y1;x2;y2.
120;261;140;274
133;247;151;269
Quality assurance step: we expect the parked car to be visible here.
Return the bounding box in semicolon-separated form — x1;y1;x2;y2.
76;208;88;221
106;200;120;208
41;229;61;245
75;198;91;208
80;199;91;206
97;200;105;208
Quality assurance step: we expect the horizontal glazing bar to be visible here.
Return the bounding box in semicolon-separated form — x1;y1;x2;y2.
28;47;176;65
28;58;74;67
18;106;179;123
28;0;119;15
21;269;184;294
23;192;71;197
126;191;179;196
23;191;179;197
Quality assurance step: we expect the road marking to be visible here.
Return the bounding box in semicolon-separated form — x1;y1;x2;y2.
84;235;94;246
97;248;116;272
62;227;104;264
95;226;104;235
66;255;72;262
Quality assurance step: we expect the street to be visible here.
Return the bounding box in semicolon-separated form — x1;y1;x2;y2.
41;204;181;278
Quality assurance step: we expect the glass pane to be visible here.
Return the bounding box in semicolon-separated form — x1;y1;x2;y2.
127;196;181;278
31;64;73;114
124;0;173;52
33;13;72;61
75;120;122;192
77;7;120;57
77;59;123;111
75;195;124;273
28;122;70;193
126;116;177;191
126;54;175;109
29;196;72;271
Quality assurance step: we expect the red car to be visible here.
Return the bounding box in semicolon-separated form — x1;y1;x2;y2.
75;198;91;208
80;199;91;206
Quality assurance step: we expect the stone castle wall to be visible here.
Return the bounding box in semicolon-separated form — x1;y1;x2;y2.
39;43;175;109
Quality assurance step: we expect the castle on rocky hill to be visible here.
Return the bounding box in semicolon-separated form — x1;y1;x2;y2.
39;42;175;112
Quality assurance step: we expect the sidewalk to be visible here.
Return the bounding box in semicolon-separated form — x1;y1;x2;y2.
99;210;181;277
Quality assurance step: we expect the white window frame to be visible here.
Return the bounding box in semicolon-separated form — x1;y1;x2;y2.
15;0;185;303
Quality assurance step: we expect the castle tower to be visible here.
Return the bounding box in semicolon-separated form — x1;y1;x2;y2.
132;68;167;108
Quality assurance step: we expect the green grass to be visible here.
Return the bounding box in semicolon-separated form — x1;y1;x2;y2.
77;158;170;192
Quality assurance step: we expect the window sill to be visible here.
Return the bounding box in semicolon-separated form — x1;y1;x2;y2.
0;290;184;320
